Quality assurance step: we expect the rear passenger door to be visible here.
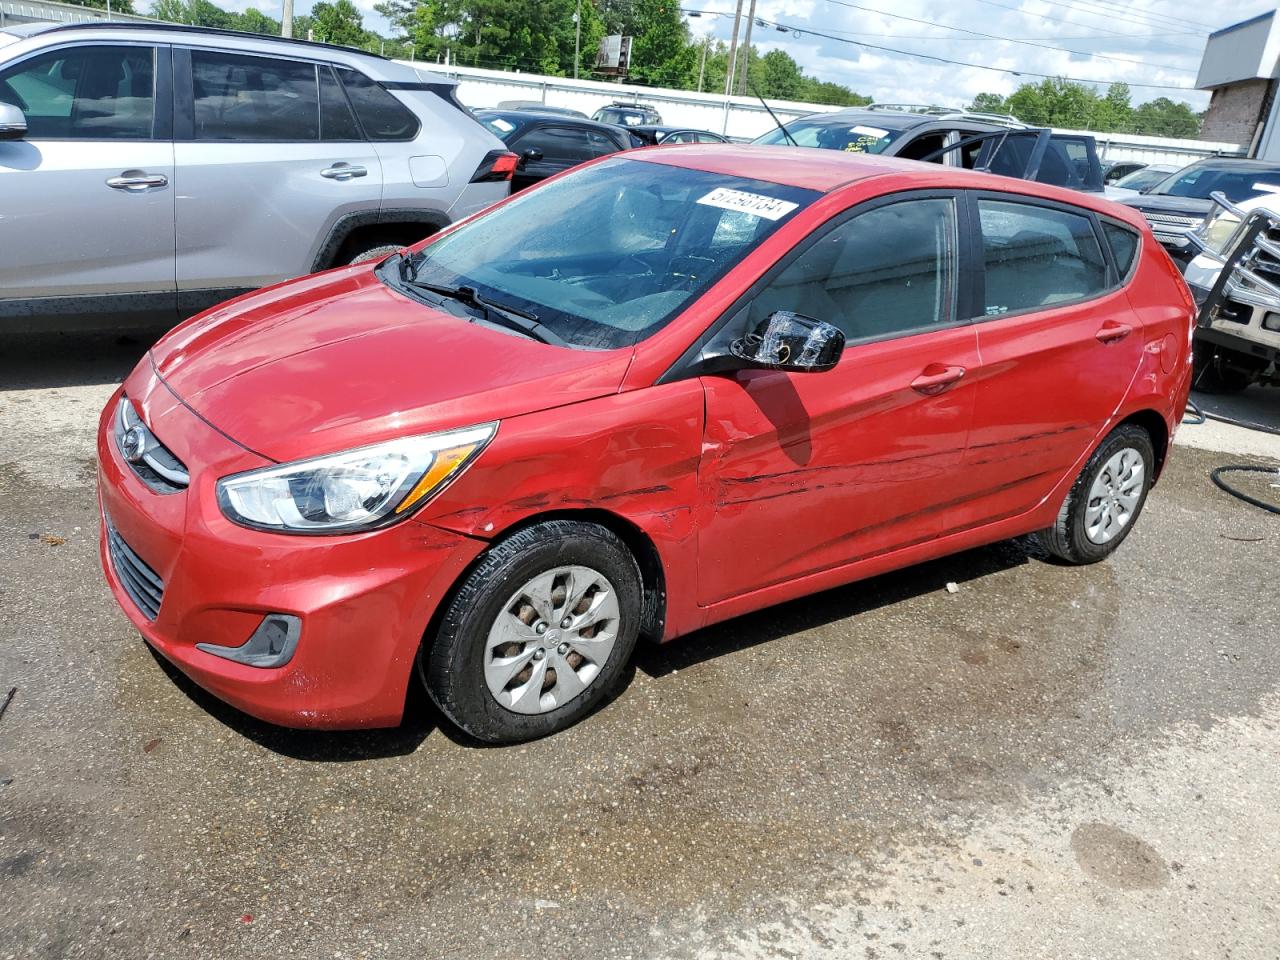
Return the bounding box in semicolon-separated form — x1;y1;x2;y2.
952;193;1144;529
172;48;383;311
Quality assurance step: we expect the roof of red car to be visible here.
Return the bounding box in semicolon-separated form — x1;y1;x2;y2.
626;143;1150;230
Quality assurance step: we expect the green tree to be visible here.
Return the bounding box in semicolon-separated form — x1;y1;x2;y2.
626;0;695;86
969;92;1008;114
753;48;803;100
1006;78;1097;128
1092;82;1133;133
310;0;367;46
149;0;236;27
1132;97;1201;137
233;7;281;34
61;0;137;13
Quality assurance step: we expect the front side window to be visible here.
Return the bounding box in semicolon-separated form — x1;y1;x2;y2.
979;199;1107;315
0;44;154;139
746;198;958;342
399;158;817;349
191;50;317;141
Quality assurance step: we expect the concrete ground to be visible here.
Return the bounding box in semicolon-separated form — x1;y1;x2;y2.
3;330;1280;960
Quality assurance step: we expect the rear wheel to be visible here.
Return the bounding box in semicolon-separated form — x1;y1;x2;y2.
1192;339;1256;394
1036;423;1154;565
422;520;642;744
347;243;401;266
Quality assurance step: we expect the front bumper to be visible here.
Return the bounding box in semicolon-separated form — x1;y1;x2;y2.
96;367;486;729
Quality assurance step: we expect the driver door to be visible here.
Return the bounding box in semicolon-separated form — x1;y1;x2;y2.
695;193;979;605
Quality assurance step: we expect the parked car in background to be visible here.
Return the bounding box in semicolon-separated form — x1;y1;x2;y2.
752;107;1104;193
0;21;513;332
1105;163;1178;201
476;109;631;191
1103;160;1148;184
495;99;588;119
98;144;1191;742
628;124;728;145
592;100;661;127
1121;157;1280;264
1183;188;1280;392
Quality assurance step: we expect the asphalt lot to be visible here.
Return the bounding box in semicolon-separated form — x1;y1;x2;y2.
3;329;1280;960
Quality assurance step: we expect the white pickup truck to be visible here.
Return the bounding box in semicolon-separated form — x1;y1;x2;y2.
1185;186;1280;393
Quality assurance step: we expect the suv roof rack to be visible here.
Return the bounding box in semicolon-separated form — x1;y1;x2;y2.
866;102;1025;128
866;103;946;114
605;100;655;108
28;20;387;60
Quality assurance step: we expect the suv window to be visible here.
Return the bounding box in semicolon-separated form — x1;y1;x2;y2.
336;67;418;141
319;65;360;141
749;197;958;342
191;50;317;141
0;44;155;139
515;125;593;164
586;128;622;157
979;199;1107;315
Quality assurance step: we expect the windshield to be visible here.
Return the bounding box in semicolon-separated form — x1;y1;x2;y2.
753;117;908;154
601;108;649;126
1113;166;1170;191
400;157;817;350
1152;164;1280;203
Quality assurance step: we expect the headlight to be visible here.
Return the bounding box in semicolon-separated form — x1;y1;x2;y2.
216;423;496;534
1196;208;1242;255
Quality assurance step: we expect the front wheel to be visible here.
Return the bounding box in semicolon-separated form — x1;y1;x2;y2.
1036;424;1155;565
422;521;642;744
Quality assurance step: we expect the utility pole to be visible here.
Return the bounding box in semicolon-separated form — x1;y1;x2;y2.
281;0;293;38
735;0;757;97
697;34;710;93
724;0;744;98
574;0;582;79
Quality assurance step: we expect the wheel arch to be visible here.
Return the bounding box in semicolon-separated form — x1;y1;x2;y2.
1115;408;1170;480
311;208;452;272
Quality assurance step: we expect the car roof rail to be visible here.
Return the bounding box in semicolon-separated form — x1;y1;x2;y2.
26;20;388;60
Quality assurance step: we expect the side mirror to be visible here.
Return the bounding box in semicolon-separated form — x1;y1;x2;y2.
519;147;543;167
730;311;844;373
0;103;26;141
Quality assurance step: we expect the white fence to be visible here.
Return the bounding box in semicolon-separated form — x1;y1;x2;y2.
0;0;155;25
410;61;1248;165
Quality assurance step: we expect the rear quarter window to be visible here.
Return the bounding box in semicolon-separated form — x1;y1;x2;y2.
337;67;419;141
1102;222;1140;280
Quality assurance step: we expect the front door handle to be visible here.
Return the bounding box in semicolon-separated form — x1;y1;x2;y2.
1096;321;1134;344
910;364;966;396
321;163;368;180
106;173;168;190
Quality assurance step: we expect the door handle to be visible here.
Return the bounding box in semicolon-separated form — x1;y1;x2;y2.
1095;321;1134;344
321;163;368;180
910;364;966;396
106;173;168;190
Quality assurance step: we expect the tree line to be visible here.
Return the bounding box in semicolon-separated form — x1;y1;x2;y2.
64;0;1205;133
970;79;1202;139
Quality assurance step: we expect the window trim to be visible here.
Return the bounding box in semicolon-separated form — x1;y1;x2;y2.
965;190;1122;324
658;188;973;385
0;40;170;142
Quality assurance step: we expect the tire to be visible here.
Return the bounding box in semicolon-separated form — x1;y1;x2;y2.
422;520;643;744
1035;423;1155;566
347;243;402;266
1192;339;1254;395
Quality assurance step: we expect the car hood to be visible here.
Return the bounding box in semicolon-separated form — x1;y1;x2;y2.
1122;194;1214;217
151;266;632;463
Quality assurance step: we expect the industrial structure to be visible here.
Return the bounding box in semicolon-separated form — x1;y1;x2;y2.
1198;10;1280;158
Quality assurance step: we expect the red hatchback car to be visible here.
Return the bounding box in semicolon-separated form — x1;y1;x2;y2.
98;146;1194;743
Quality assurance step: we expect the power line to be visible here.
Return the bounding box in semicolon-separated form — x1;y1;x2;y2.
968;0;1211;38
817;0;1197;74
960;0;1205;50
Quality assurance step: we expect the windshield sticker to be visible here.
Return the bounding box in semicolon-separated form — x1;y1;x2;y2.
488;117;515;133
697;187;799;221
848;125;888;138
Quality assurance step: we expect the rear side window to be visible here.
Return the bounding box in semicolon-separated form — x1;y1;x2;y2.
319;65;360;141
191;51;317;141
1103;222;1140;279
979;199;1107;315
0;44;155;139
336;68;418;141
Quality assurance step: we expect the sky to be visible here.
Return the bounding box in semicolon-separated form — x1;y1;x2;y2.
213;0;1275;109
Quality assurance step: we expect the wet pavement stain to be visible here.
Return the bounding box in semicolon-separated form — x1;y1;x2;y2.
1070;822;1170;890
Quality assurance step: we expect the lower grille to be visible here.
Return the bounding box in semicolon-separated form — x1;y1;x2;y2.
105;517;164;620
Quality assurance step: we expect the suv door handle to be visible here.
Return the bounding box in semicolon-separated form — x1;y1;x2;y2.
910;364;966;396
106;173;168;190
321;163;368;180
1095;321;1133;344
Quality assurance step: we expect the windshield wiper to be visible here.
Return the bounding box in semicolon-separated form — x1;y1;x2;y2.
401;271;564;346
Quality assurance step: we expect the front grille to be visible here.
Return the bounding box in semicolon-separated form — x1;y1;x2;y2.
105;517;164;621
114;397;189;495
1142;212;1202;228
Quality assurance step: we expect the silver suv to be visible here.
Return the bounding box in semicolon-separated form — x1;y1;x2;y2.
0;22;513;330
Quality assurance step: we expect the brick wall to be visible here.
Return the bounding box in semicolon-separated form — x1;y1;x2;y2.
1201;78;1274;147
